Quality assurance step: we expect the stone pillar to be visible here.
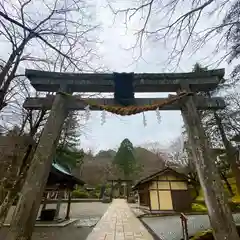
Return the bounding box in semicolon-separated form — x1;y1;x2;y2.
180;87;239;240
6;92;69;240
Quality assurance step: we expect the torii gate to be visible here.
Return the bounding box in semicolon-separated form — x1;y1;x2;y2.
6;69;239;240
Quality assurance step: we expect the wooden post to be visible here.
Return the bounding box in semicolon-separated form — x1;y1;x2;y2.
6;92;69;240
65;190;71;220
110;180;113;200
41;191;48;211
180;87;239;240
123;182;126;198
55;191;63;220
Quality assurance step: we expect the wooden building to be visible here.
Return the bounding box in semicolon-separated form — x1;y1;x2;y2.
132;168;192;212
40;162;85;221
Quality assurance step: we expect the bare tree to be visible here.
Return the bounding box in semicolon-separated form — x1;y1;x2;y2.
143;141;169;167
0;0;101;225
108;0;238;68
167;134;201;197
0;0;101;111
1;75;48;134
0;79;49;226
166;136;188;166
200;91;240;194
201;92;240;147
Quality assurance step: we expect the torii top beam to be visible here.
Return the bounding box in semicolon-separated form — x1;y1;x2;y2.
25;69;225;93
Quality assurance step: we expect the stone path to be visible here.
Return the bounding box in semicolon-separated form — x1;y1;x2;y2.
86;199;154;240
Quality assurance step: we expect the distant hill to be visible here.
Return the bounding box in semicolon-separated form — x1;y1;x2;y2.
95;149;116;158
73;147;168;186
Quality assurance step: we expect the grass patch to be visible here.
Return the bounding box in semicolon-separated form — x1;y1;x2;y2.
232;196;240;204
190;229;213;240
189;177;240;239
191;203;207;212
190;226;240;240
193;177;240;212
196;177;240;203
195;189;204;202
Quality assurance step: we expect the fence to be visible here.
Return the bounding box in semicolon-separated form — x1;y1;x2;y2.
180;213;189;240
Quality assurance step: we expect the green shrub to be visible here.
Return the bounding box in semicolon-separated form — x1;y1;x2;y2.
232;195;240;203
72;190;89;198
88;191;99;198
192;203;207;212
193;200;240;212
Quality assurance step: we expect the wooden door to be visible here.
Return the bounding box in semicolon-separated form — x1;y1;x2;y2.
171;190;191;212
159;190;173;210
150;190;159;210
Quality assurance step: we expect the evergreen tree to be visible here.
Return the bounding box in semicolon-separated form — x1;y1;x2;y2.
55;147;84;172
59;111;80;149
56;111;83;172
114;138;137;178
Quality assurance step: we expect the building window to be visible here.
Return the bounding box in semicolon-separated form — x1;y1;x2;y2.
158;181;170;190
170;181;187;190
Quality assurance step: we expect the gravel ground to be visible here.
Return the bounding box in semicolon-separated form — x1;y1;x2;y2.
1;202;110;240
0;225;92;240
142;213;240;240
5;202;110;224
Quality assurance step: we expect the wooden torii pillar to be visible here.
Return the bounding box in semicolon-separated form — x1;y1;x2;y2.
179;84;239;240
108;179;132;199
6;90;70;240
8;69;239;240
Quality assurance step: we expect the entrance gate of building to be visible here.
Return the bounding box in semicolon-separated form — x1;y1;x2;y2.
6;69;240;240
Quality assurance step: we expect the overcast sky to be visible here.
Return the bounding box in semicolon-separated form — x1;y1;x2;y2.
79;0;232;153
0;0;233;153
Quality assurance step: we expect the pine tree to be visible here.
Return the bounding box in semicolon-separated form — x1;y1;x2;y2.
114;138;137;178
59;111;80;149
56;111;83;172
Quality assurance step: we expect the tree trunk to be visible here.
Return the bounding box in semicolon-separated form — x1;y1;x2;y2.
213;112;240;195
0;164;13;205
180;88;239;240
191;184;200;200
0;144;34;227
0;190;18;227
0;35;32;87
0;142;37;228
5;93;68;240
29;110;47;138
220;171;234;197
0;109;46;218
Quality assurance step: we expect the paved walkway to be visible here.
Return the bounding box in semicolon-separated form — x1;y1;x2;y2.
86;199;154;240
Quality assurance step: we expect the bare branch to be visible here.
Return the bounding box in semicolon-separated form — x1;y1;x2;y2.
108;0;237;67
